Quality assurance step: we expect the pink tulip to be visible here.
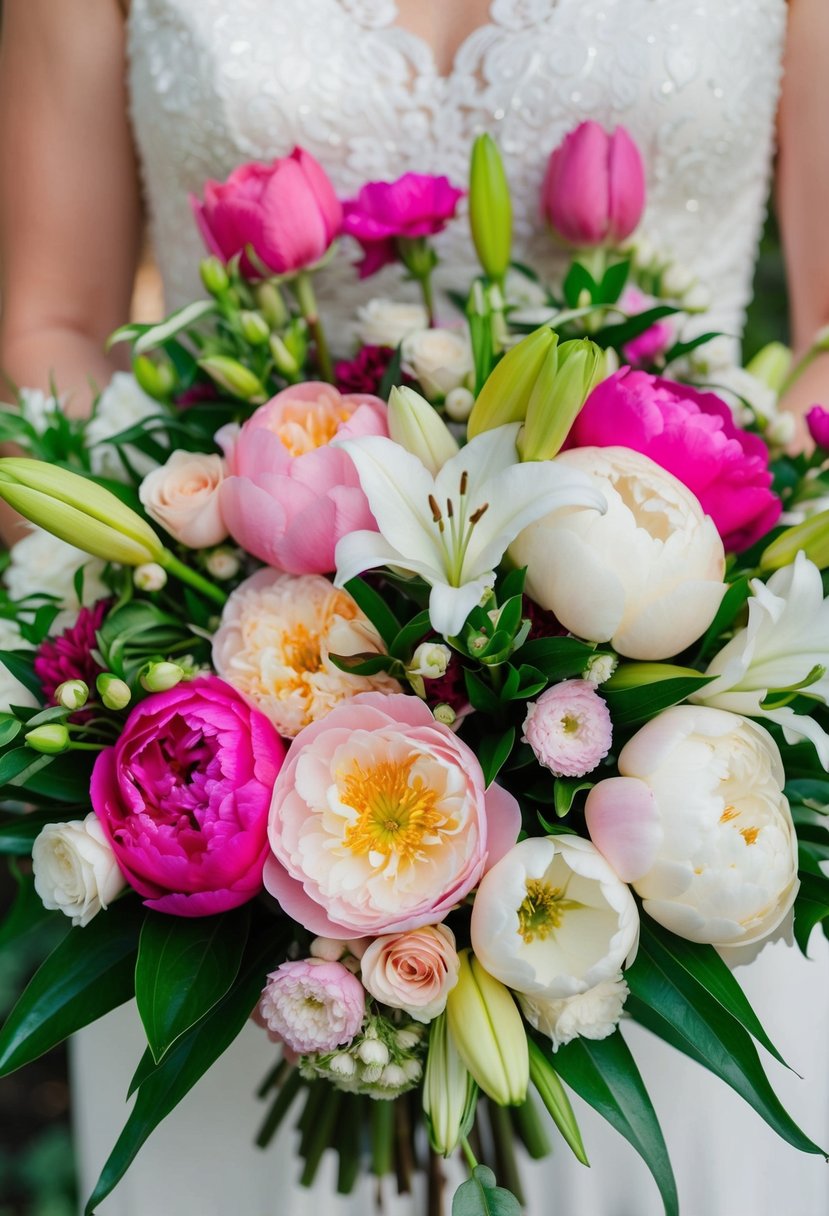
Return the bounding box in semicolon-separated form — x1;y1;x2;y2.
542;122;646;247
191;148;342;279
218;381;388;574
806;405;829;450
342;173;464;278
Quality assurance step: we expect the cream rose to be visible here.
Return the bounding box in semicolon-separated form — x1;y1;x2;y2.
356;299;429;349
401;328;474;401
32;813;126;926
360;924;460;1022
139;449;228;549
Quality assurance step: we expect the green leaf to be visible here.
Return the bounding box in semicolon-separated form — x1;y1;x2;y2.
0;897;144;1075
464;670;503;717
452;1165;522;1216
0;715;22;749
135;906;250;1062
0;650;43;700
563;262;597;309
553;1030;678;1216
598;258;631;305
514;637;595;682
389;610;432;660
478;728;516;787
664;332;723;364
527;1038;588;1164
0;862;64;954
793;871;829;955
695;578;751;663
343;578;401;648
597;306;677;349
378;345;403;401
0;806;80;855
329;652;399;677
553;778;594;819
108;299;217;355
602;664;714;726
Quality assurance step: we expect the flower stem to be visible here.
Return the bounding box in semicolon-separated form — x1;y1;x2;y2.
461;1137;478;1173
160;550;228;606
294;272;334;383
419;270;436;328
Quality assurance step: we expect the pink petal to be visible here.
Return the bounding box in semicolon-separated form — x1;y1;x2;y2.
608;126;646;242
585;776;662;882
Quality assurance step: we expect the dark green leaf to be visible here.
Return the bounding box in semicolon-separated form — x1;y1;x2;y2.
0;749;52;792
602;668;714;727
596;306;677;349
0;863;63;953
553;778;594;819
0;716;22;748
794;871;829;955
514;637;595;682
452;1165;522;1216
343;579;400;648
0;651;43;700
0;806;81;855
389;610;432;660
497;568;526;602
329;652;398;677
786;778;829;812
478;728;516;787
563;262;597;309
696;578;750;663
598;258;631;305
464;670;503;717
664;332;723;363
378;345;403;400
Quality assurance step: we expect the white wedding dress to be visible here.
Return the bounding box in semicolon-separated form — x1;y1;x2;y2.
72;1;829;1213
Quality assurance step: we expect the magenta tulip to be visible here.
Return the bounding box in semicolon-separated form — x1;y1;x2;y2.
542;121;646;247
806;405;829;450
342;173;464;278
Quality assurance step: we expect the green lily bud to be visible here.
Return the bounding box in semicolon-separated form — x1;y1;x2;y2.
388;386;459;475
467;327;558;438
198;356;267;403
269;334;300;379
96;673;132;711
519;338;607;462
140;661;185;693
446;951;529;1106
54;680;89;712
745;342;792;394
25;724;70;755
0;458;164;566
527;1040;589;1165
760;511;829;573
256;282;289;329
423;1012;478;1156
469;134;513;284
239;310;271;346
200;256;230;297
133;355;177;401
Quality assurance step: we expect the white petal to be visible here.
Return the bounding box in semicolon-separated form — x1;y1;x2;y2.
760;705;829;771
433;423;522;503
334;529;441;588
429;573;496;637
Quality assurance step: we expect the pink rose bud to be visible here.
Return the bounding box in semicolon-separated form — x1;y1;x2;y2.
190;148;343;279
806;405;829;451
342;173;464;278
258;958;365;1055
522;679;613;778
542;121;646;248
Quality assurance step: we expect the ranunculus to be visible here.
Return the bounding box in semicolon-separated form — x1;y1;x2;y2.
520;976;629;1051
806;405;829;450
139;450;228;549
541;122;645;247
619;286;674;367
264;692;521;937
356;299;429;349
212;568;400;738
91;677;285;916
360;924;460;1022
258;958;365;1055
32;812;126;927
343;174;464;278
523;680;613;777
618;705;799;947
401;329;474;402
568;369;781;552
470;835;639;1000
85;373;164;483
191;148;342;279
510;446;726;660
218;382;388;574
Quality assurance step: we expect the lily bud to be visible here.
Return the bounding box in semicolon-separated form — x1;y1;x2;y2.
239;310;271;346
467;327;558;438
760;511;829;573
25;724;70;755
519;338;607;462
200;256;230;297
133;355;177;401
388;386;459;475
140;661;185;693
54;680;89;712
197;356;267;403
134;562;168;592
445;950;529;1106
423;1012;478;1156
469;134;513;283
0;458;164;566
96;673;132;711
746;342;792;394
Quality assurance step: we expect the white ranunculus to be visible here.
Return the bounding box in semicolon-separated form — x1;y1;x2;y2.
520;975;629;1051
401;328;474;402
0;619;38;713
509;446;726;660
85;372;163;482
692;552;829;768
6;527;108;620
620;705;799;947
470;835;639;1001
32;813;126;926
356;299;429;350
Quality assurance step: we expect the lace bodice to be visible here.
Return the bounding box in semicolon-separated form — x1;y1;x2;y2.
128;0;787;349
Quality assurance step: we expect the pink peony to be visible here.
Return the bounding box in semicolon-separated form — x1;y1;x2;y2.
568;368;782;552
584;776;662;883
34;599;109;708
190;149;342;279
342;174;464;278
619;286;674;368
806;405;829;450
523;680;613;778
258;958;365;1055
542;122;645;248
91;677;285;916
218;382;388;575
264;692;521;937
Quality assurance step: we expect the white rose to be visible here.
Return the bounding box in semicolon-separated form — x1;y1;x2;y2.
470;835;640;1001
401;328;474;401
32;813;126;926
139;450;228;549
356;299;429;349
0;619;38;713
360;924;460;1023
510;446;726;660
6;527;108;621
85;372;163;482
520;976;629;1051
620;705;799;948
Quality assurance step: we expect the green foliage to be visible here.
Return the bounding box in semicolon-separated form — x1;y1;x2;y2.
452;1165;522;1216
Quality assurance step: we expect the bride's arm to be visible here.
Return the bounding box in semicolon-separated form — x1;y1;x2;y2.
777;0;829;429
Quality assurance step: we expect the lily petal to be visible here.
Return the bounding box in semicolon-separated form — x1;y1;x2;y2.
433;423;522;504
334;528;441;589
429;572;497;637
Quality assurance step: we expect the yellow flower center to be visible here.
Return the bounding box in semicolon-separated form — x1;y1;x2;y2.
517;879;583;944
282;621;322;674
275;401;354;456
340;757;448;863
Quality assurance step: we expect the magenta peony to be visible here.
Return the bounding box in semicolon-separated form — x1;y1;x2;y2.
264;692;521;937
191;148;342;279
218;381;388;575
542;121;646;248
91;677;286;916
34;599;109;708
342;173;464;278
806;405;829;451
567;368;781;552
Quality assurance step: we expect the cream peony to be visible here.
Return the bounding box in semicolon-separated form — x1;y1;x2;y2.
139;450;229;549
360;924;460;1022
520;975;629;1050
85;372;163;482
32;813;126;926
510;446;726;660
356;299;429;349
401;328;474;401
212;568;400;737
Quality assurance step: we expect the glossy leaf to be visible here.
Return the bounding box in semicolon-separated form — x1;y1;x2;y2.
0;650;43;700
0;863;65;954
513;637;595;682
343;578;401;648
553;778;594;819
0;806;79;855
793;871;829;955
602;665;713;726
452;1165;522;1216
478;728;516;788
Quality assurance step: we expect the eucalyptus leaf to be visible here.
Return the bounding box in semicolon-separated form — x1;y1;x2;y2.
452;1165;522;1216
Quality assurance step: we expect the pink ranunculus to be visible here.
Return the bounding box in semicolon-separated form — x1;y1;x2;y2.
523;679;613;778
806;405;829;450
542;121;646;248
342;174;464;278
264;692;521;938
258;958;365;1055
91;677;285;916
568;368;782;552
190;148;342;279
218;382;388;574
619;286;674;368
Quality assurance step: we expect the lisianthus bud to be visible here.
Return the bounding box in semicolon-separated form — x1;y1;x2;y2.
269;334;300;379
239;310;271;346
433;704;457;727
746;342;792;394
409;642;452;680
467;327;557;438
469;134;513;283
134;562;168;592
54;680;89;712
133;355;177;401
96;673;131;711
205;547;242;581
256;282;289;329
423;1012;478;1156
200;256;231;297
519;337;607;462
445;950;529;1106
388;386;459;475
197;356;267;403
139;661;185;692
444;386;475;423
25;724;70;755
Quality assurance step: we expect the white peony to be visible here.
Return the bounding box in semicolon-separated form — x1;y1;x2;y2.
0;619;38;713
32;813;126;926
401;328;474;401
355;299;429;350
5;527;108;622
520;975;629;1051
85;372;163;482
510;446;726;660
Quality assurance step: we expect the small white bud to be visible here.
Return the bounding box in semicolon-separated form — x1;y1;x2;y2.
205;548;241;581
379;1064;408;1089
328;1052;356;1078
395;1028;422;1051
583;653;618;686
54;679;89;711
358;1038;390;1067
444;386;475;423
140;661;184;692
309;936;347;962
766;413;797;448
433;703;457;727
134;562;168;592
360;1063;384;1084
402;1058;423;1082
683;283;711;313
409;642;451;680
661;262;695;298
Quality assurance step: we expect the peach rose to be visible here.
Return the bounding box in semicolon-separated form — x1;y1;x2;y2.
360;924;460;1022
139;450;228;549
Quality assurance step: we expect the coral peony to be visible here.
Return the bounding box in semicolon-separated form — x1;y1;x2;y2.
342;174;464;278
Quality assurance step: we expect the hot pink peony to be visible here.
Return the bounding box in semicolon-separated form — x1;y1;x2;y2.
218;382;388;574
542;122;645;248
91;677;285;916
258;958;365;1055
567;368;782;552
264;692;521;937
191;148;342;279
342;173;464;278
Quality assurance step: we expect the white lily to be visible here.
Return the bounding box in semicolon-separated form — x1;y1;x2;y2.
335;423;605;637
692;551;829;768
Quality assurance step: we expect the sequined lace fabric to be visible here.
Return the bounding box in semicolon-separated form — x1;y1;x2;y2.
128;0;787;349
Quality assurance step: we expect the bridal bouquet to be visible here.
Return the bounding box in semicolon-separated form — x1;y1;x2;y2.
1;124;828;1216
